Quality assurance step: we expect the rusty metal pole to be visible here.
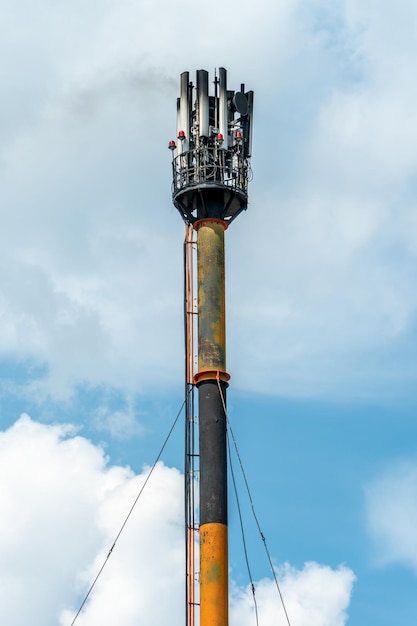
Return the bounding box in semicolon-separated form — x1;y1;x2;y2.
194;219;229;626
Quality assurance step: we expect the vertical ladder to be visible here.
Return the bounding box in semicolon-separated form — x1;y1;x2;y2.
184;224;199;626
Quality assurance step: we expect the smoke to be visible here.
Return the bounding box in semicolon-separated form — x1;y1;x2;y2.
61;65;178;122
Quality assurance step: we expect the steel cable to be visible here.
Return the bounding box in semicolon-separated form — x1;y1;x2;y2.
227;431;260;626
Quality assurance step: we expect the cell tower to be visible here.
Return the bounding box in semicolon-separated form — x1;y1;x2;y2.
169;68;254;626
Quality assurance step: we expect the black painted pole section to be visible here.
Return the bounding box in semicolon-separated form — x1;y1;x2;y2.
198;379;228;527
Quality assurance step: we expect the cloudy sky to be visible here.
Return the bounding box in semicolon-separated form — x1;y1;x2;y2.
1;0;417;624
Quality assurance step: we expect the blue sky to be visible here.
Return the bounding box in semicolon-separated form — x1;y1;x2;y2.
1;0;417;624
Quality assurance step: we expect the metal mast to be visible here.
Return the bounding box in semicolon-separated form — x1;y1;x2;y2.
169;68;254;626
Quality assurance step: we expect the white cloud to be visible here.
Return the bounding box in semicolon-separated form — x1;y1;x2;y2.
0;415;129;624
92;398;145;440
0;416;355;626
0;415;184;626
231;562;355;626
365;458;417;572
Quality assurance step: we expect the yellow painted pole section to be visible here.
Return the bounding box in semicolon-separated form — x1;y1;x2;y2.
196;220;226;375
200;523;228;626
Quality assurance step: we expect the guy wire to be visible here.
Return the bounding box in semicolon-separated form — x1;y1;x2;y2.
69;394;188;626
